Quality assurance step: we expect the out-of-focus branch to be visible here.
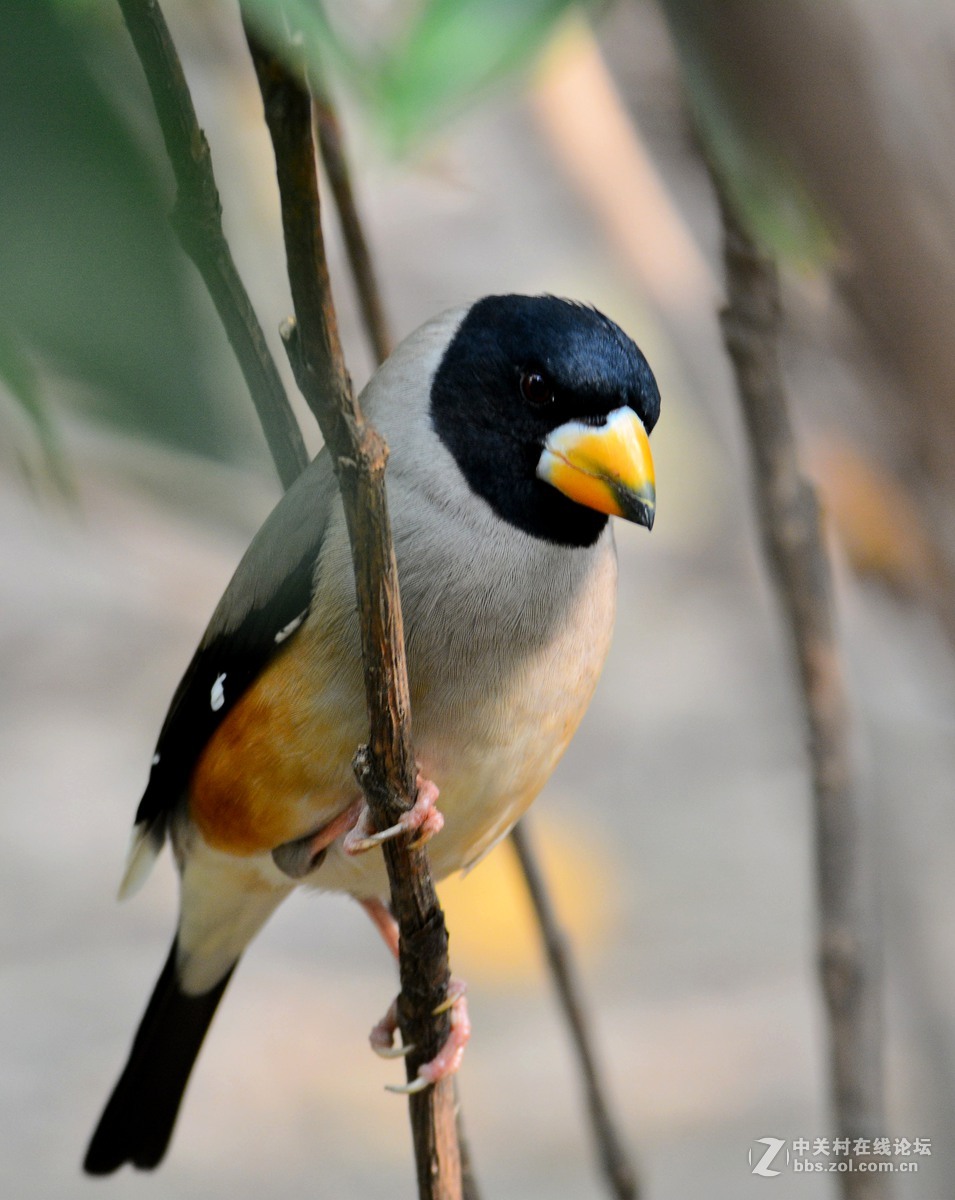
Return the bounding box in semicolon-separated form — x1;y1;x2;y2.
710;166;887;1198
511;823;638;1200
243;23;461;1200
117;0;308;489
312;79;392;364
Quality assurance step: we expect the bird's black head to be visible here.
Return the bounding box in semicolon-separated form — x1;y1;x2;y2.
430;294;660;547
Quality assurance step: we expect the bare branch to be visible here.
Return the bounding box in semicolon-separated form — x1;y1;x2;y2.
242;22;461;1199
309;68;636;1199
123;3;461;1188
455;1085;483;1200
311;80;392;364
306;72;491;1200
710;166;887;1198
511;822;638;1200
117;0;308;489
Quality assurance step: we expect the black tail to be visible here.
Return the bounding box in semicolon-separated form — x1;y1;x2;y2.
83;939;236;1174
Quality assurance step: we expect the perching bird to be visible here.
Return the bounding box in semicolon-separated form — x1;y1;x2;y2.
83;294;659;1175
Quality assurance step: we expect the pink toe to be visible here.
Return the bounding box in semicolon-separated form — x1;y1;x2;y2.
369;998;399;1052
417;993;471;1084
414;774;440;806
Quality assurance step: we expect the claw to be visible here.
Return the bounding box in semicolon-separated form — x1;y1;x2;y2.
417;990;471;1084
385;1075;431;1095
373;1042;417;1060
344;773;443;857
432;979;467;1016
380;982;471;1094
347;820;407;854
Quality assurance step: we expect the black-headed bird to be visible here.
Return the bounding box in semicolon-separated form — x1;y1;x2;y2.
84;294;659;1174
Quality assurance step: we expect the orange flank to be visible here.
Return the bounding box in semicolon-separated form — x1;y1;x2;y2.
189;641;362;856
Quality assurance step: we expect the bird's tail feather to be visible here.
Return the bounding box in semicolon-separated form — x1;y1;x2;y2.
83;938;235;1175
117;816;165;901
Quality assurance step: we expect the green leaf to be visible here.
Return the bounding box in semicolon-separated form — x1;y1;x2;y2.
0;319;72;492
243;0;591;153
371;0;585;150
0;323;43;432
1;0;259;467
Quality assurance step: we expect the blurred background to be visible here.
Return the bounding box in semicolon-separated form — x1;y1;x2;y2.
3;0;955;1196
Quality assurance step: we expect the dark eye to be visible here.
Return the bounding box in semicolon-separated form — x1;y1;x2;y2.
520;370;554;408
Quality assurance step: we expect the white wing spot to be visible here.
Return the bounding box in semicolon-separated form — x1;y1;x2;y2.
275;611;306;644
151;753;161;767
210;673;227;712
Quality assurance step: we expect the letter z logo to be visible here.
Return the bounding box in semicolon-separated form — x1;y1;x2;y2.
749;1137;789;1176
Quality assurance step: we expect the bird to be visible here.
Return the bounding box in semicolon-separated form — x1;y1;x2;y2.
83;293;659;1175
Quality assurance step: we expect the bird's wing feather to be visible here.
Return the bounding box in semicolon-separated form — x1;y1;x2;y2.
131;451;340;837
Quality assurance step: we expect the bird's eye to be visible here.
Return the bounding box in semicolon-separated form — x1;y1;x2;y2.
520;371;554;408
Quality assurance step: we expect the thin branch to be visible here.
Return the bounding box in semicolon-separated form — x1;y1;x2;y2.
511;822;638;1200
117;0;308;489
242;22;461;1200
312;79;392;364
124;2;461;1189
306;72;489;1200
454;1084;483;1200
311;65;636;1200
710;167;887;1198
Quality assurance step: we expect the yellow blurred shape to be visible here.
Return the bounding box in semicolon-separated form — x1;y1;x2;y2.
438;816;617;987
811;438;939;594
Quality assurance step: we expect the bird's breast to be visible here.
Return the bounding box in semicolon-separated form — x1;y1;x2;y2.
189;523;617;899
316;538;618;895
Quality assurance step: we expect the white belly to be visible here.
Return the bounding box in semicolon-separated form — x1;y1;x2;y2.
310;541;617;898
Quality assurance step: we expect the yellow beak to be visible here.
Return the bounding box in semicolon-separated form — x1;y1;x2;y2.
536;407;656;530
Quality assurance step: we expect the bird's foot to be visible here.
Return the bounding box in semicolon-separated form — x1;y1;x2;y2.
344;773;443;855
272;799;364;878
369;998;412;1058
372;980;471;1092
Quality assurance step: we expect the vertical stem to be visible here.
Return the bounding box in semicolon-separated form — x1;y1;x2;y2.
117;0;308;488
243;22;461;1199
712;171;887;1198
122;2;464;1193
306;70;493;1197
512;823;638;1200
312;80;392;363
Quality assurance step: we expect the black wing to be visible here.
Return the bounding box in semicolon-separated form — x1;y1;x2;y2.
134;452;339;828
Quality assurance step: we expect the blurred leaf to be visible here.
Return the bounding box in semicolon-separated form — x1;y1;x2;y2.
0;0;257;469
245;0;592;151
0;321;46;436
811;439;940;597
0;317;72;492
241;0;342;73
659;0;833;266
369;0;586;150
438;815;614;984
